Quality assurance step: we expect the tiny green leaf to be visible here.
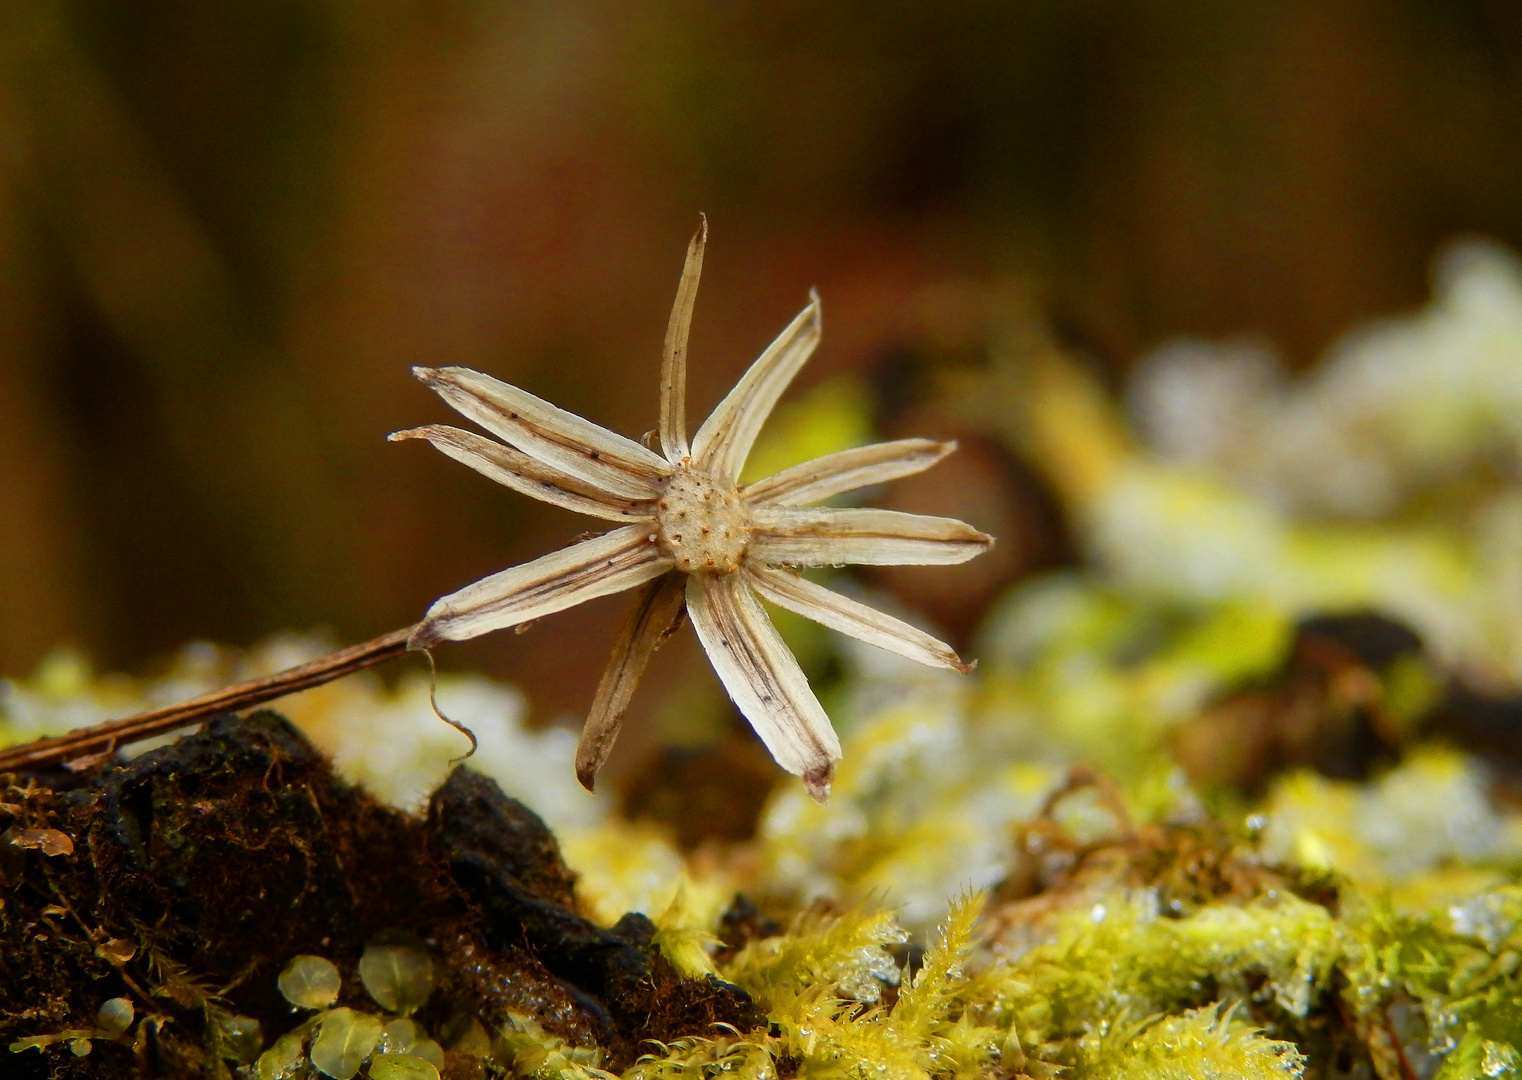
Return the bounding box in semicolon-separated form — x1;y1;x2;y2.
309;1008;383;1080
277;955;341;1010
369;1053;441;1080
359;933;434;1016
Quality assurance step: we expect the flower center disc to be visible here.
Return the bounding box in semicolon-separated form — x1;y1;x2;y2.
655;466;750;574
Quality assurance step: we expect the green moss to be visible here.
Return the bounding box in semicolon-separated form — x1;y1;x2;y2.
1437;1028;1522;1080
726;903;910;1013
968;891;1341;1059
494;1011;614;1080
652;883;722;979
1083;1005;1305;1080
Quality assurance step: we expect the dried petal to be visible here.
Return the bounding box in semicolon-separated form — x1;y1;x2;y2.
660;216;706;459
414;365;671;498
743;438;955;507
746;566;970;673
389;425;653;521
750;507;994;566
685;574;840;800
576;573;687;791
411;526;671;647
691;294;821;482
6;827;73;856
96;938;137;964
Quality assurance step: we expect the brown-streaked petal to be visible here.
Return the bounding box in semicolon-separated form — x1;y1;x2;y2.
746;566;972;674
410;526;671;648
390;425;655;522
659;216;706;461
749;507;994;567
690;293;821;482
742;438;956;507
685;573;841;801
413;366;671;499
575;573;687;791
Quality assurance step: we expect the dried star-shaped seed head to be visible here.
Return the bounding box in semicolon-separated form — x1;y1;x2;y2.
392;219;993;801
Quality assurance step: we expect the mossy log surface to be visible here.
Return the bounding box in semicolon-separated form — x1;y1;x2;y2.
0;712;760;1079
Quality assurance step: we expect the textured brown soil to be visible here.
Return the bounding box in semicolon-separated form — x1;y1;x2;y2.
0;712;760;1079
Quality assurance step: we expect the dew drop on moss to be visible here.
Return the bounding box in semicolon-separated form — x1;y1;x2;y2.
278;955;342;1010
1483;1039;1520;1078
309;1008;383;1080
369;1052;441;1080
375;1017;444;1066
359;933;434;1016
377;1017;419;1054
95;997;133;1037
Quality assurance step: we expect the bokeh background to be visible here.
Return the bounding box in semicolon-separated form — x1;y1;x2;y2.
3;1;1521;782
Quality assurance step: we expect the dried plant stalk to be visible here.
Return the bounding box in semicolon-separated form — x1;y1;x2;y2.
0;626;418;773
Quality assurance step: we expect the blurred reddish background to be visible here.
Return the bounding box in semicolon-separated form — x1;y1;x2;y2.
2;1;1520;770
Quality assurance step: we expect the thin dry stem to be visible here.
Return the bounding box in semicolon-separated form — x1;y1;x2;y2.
0;625;420;773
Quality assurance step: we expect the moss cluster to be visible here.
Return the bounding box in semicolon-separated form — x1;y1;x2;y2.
9;657;1522;1080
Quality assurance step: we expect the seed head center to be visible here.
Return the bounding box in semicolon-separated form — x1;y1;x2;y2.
655;466;751;574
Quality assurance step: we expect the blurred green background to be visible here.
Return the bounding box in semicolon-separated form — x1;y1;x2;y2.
2;0;1520;728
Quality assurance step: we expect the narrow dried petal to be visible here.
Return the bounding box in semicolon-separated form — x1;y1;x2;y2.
413;366;670;499
685;574;841;801
575;573;687;791
746;566;971;673
411;526;670;648
660;217;706;461
390;426;654;522
749;507;994;566
690;294;821;482
742;438;956;507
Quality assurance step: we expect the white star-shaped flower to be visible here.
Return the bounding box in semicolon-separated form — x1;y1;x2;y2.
392;220;992;801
